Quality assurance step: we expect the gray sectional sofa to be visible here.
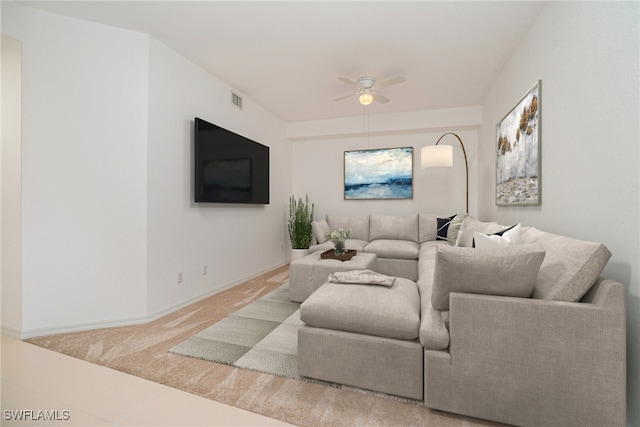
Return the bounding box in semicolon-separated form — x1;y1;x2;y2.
309;213;451;281
297;213;627;427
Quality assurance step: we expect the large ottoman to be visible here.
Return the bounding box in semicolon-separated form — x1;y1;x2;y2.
289;251;377;302
298;277;423;400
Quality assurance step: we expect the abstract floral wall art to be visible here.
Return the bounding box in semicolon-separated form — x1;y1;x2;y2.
496;81;541;206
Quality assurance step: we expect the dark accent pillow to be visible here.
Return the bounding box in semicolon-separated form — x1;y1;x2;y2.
437;215;457;241
472;223;518;248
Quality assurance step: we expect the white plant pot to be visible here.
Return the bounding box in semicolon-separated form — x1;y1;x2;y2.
289;248;309;262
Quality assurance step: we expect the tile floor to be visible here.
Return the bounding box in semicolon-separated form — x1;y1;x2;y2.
1;335;294;426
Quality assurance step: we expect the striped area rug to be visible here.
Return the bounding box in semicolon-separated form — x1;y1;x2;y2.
169;285;303;379
170;283;421;404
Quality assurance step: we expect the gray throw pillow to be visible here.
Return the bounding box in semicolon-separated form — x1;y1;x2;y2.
521;227;612;301
312;220;330;244
431;244;546;310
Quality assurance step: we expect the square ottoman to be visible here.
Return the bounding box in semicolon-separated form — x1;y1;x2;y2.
298;277;424;400
289;251;377;302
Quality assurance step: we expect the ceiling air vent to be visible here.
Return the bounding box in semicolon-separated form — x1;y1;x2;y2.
231;91;243;110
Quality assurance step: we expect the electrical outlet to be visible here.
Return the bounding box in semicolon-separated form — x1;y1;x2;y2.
202;265;208;275
177;272;183;283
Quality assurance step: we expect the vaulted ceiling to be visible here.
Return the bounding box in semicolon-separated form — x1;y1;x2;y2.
20;1;546;123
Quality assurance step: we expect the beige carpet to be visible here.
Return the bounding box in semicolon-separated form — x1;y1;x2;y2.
26;265;505;427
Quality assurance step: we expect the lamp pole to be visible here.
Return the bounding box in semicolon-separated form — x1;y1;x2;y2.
435;132;469;214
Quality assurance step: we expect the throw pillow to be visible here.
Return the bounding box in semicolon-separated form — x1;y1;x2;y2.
431;243;546;310
436;215;456;241
473;223;522;248
446;214;467;246
521;227;612;302
312;220;330;244
456;216;505;247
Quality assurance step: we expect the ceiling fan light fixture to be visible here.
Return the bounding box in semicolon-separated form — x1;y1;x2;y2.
359;93;374;105
336;75;405;106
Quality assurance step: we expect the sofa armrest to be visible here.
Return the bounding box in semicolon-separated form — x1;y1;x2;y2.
440;278;626;426
417;278;449;350
448;279;626;357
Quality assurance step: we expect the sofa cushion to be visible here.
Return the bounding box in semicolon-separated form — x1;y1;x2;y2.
364;239;419;260
456;216;505;247
300;277;420;340
474;223;522;248
370;213;419;243
312;220;330;244
326;214;369;241
419;213;439;242
431;244;546;310
521;227;612;302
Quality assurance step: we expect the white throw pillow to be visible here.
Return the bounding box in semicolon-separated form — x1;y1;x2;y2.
455;216;505;247
474;223;522;248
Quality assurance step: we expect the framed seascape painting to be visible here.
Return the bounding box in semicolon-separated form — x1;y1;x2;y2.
496;80;541;206
344;147;413;200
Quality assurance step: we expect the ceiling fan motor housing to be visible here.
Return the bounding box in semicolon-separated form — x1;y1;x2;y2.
358;76;376;89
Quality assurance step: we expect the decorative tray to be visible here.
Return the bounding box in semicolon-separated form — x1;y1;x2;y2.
320;249;356;261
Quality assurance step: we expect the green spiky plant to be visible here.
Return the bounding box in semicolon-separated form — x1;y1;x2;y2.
288;194;315;249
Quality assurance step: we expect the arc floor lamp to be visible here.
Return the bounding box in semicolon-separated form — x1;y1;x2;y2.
421;132;469;214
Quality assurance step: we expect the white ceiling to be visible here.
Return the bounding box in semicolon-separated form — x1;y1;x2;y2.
19;1;546;123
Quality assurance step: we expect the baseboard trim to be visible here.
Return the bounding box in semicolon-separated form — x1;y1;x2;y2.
144;261;289;323
1;324;23;339
17;314;151;340
14;261;289;340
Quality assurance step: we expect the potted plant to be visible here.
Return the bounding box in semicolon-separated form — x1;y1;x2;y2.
288;194;315;261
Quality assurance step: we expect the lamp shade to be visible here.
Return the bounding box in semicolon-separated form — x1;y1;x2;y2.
421;145;453;168
359;93;373;105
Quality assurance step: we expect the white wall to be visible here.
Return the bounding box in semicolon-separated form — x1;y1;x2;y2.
2;2;292;336
478;3;640;424
145;38;291;317
2;2;150;335
289;107;482;220
1;34;23;336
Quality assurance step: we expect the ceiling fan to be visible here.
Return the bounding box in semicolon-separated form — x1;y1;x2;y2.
334;75;406;105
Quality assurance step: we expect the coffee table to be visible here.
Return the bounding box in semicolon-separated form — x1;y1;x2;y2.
289;251;377;302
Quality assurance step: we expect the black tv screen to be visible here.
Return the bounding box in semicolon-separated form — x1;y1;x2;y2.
194;118;269;204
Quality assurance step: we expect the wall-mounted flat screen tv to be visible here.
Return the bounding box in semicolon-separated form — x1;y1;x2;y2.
194;118;269;204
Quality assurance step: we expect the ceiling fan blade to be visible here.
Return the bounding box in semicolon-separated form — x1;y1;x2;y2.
333;93;358;102
375;76;406;88
372;93;390;104
338;77;360;88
